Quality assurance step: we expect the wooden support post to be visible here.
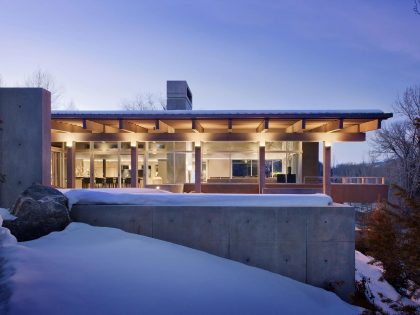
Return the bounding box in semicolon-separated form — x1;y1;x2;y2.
89;142;94;188
131;145;138;188
66;142;75;188
195;143;202;193
259;144;266;194
323;142;332;196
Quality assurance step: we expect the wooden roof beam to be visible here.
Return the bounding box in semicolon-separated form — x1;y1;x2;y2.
286;119;306;133
310;119;344;133
119;120;148;133
256;118;269;133
359;119;381;132
51;120;90;133
83;119;120;133
153;120;175;133
228;119;233;133
192;119;204;133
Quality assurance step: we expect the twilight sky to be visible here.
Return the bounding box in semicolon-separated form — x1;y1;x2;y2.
0;0;419;163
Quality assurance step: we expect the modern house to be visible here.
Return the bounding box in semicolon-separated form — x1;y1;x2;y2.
0;81;392;207
48;81;392;203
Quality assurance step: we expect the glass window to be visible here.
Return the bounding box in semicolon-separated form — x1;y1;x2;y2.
146;142;194;185
265;142;302;183
202;141;258;183
232;160;258;177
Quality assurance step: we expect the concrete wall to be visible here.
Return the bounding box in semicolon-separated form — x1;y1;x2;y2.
71;204;355;300
0;88;51;208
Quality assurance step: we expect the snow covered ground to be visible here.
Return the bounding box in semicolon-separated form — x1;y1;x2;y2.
59;188;333;209
355;251;419;314
0;222;359;315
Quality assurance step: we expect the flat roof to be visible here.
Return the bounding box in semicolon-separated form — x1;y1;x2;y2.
52;109;392;120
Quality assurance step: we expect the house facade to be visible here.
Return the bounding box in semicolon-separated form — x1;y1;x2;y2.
49;81;392;203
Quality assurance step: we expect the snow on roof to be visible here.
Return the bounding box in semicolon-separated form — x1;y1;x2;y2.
60;189;333;209
52;109;392;120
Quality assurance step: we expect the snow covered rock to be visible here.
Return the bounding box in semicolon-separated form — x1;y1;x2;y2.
17;183;68;207
3;184;70;241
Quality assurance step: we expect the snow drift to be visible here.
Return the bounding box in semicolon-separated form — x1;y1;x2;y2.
1;222;358;315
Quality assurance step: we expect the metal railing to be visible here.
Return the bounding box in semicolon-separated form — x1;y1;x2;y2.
304;176;385;185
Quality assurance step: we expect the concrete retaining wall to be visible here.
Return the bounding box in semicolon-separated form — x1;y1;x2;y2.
71;204;355;300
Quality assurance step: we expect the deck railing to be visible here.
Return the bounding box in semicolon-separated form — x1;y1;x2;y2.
304;176;385;185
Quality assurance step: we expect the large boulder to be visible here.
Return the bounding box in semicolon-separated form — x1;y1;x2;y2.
3;183;71;241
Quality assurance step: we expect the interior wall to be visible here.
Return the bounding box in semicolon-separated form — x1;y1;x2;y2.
302;142;320;181
208;159;230;178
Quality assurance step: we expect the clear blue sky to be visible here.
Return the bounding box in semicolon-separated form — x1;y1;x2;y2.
1;0;419;163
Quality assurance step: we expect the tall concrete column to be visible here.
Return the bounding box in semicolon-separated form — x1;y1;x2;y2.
131;145;138;188
259;145;265;194
66;142;75;188
195;144;201;193
323;142;332;196
0;88;51;207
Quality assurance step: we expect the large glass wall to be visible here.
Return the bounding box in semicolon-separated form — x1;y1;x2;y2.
202;141;259;183
72;141;146;188
75;142;91;188
265;141;302;183
146;142;194;185
51;140;303;189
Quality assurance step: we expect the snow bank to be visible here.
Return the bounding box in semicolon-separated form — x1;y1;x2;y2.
3;223;359;315
355;251;419;314
61;189;333;209
0;208;17;226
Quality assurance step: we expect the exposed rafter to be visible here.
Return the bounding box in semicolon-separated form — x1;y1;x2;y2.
228;118;233;133
256;118;269;133
83;119;120;133
310;119;343;133
359;119;381;132
119;120;147;133
153;120;175;133
286;119;306;133
192;119;204;133
51;120;90;133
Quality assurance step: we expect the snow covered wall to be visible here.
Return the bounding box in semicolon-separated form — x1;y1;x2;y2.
69;192;354;301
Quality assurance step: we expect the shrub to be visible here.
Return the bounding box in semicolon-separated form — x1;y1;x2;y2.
359;185;420;298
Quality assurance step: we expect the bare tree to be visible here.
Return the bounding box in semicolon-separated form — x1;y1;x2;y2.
65;99;78;111
122;93;166;111
415;0;420;14
371;85;420;198
24;69;63;108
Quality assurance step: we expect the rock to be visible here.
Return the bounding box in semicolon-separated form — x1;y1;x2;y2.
4;183;71;241
15;183;68;209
